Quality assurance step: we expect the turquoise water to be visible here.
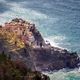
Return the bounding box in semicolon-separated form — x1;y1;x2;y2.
43;69;80;80
0;0;80;80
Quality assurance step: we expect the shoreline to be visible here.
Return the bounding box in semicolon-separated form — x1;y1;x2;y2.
44;37;69;51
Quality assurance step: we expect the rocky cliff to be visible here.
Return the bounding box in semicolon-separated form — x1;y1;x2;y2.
0;53;50;80
0;18;79;71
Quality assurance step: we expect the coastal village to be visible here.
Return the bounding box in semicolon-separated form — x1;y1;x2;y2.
3;18;45;48
0;18;79;72
1;18;66;53
0;18;52;80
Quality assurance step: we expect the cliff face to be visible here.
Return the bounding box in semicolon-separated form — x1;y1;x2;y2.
0;18;79;71
0;53;50;80
33;48;79;71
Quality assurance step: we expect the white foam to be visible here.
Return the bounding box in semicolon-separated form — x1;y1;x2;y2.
43;68;80;80
44;38;58;47
44;35;68;50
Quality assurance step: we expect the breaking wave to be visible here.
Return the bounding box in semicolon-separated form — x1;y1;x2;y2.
44;35;69;50
43;68;80;80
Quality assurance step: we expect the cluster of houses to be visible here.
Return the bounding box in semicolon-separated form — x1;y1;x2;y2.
0;18;67;54
3;18;46;48
4;18;35;46
3;18;64;51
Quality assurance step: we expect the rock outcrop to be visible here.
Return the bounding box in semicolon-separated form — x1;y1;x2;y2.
0;18;79;71
0;53;50;80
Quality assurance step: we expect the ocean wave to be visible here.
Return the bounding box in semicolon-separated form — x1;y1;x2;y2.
0;3;49;25
44;35;69;50
43;68;80;80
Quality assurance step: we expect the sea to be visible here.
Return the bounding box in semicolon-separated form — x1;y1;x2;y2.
0;0;80;80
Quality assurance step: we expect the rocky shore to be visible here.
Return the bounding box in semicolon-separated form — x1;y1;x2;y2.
0;18;79;72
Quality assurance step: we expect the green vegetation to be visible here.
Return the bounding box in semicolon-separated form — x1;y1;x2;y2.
0;53;49;80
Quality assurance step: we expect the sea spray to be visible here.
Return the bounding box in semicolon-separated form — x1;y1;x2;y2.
43;68;80;80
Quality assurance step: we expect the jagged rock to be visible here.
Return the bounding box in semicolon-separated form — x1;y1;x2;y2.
0;18;79;71
0;54;50;80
